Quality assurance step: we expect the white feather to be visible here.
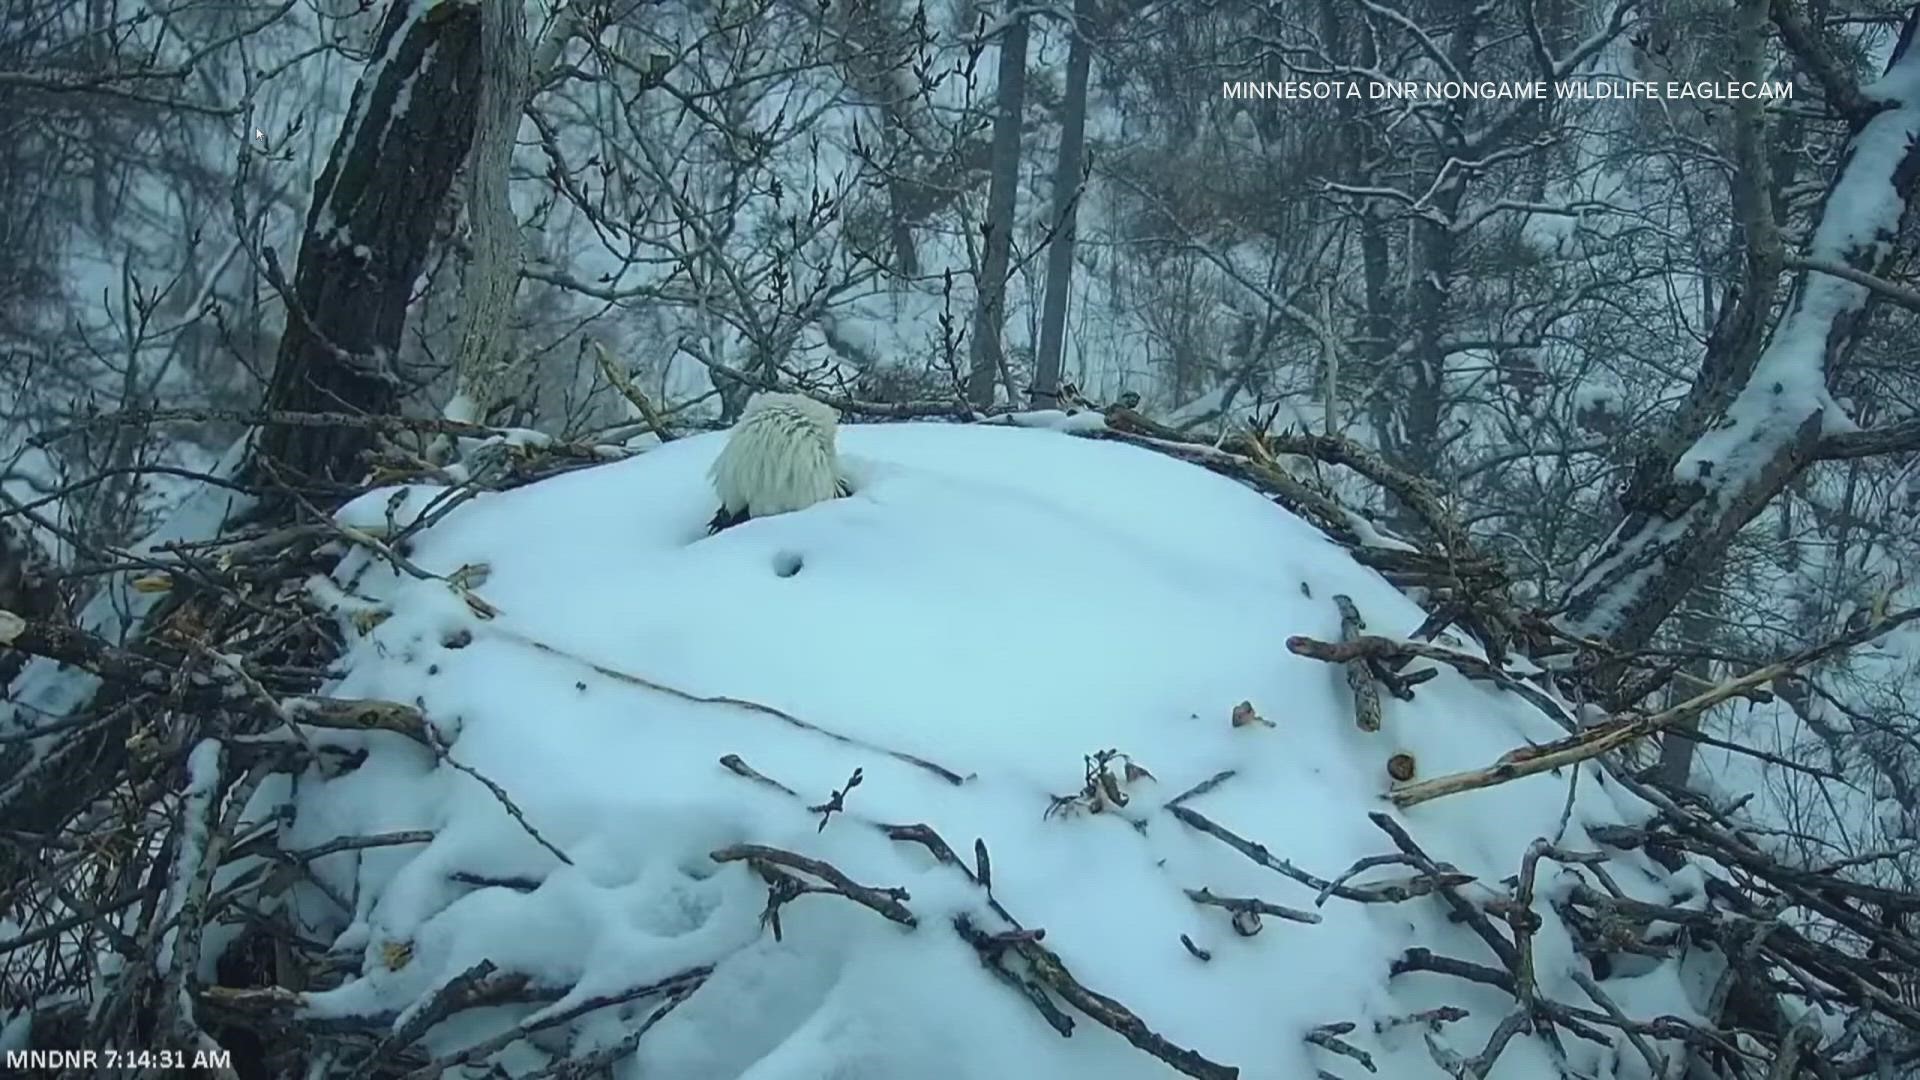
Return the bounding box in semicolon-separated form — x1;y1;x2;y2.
709;392;843;519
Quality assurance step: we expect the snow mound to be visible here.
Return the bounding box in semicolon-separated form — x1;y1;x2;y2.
292;422;1697;1079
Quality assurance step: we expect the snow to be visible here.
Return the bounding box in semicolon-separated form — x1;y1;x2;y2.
985;408;1109;432
158;740;227;976
1571;381;1621;420
279;421;1699;1078
1520;207;1577;256
1678;38;1920;484
1564;37;1920;643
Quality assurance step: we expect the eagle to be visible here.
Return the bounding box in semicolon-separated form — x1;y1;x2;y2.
708;392;850;533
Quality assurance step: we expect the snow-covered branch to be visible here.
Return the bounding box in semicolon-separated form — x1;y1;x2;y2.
1786;253;1920;314
1558;7;1920;649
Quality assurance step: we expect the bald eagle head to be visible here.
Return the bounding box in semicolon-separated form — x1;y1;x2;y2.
708;392;848;532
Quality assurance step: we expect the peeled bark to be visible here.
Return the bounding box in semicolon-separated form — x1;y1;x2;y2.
253;0;482;488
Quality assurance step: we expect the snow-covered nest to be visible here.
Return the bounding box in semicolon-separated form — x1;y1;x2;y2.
280;422;1706;1079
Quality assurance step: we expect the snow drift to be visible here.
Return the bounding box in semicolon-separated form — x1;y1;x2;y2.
282;420;1703;1079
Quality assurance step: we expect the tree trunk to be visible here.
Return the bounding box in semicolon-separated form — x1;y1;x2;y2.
1559;7;1920;651
253;0;482;489
0;0;483;916
1376;4;1481;519
966;10;1028;409
1651;562;1724;788
836;0;926;278
1030;0;1093;409
445;0;532;425
1398;202;1457;464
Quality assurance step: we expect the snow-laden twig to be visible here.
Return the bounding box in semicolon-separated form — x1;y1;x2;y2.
1392;606;1920;808
486;621;970;786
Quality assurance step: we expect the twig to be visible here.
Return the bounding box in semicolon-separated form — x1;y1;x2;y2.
1391;607;1920;807
1165;769;1237;808
283;697;434;745
590;341;678;441
1306;1022;1377;1073
402;965;711;1078
430;728;575;867
1333;596;1384;732
360;960;533;1074
1369;813;1515;968
954;914;1241;1079
489;622;969;785
1572;971;1667;1078
712;843;917;927
1185;887;1323;925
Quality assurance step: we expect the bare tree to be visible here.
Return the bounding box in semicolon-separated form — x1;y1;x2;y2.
1558;4;1920;651
1031;0;1095;408
967;9;1029;407
3;1;1920;1073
